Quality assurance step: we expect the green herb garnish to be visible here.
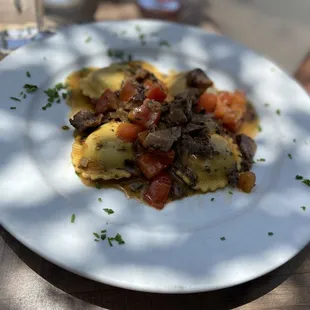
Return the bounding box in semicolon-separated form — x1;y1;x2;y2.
10;107;16;110
220;237;226;241
94;239;99;242
62;125;70;130
257;158;266;162
159;40;170;47
23;94;27;99
95;182;101;189
93;232;100;238
98;198;102;202
71;214;75;223
211;198;215;201
288;153;292;159
108;237;114;247
62;93;67;99
295;175;303;180
268;232;274;236
257;125;262;132
23;84;38;93
103;208;114;215
302;179;310;186
101;229;107;233
229;191;233;195
276;109;281;115
85;36;92;43
301;206;306;211
26;71;31;78
114;233;125;245
10;97;21;102
101;234;106;241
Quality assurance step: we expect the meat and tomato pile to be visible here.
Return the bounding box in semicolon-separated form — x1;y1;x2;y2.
68;61;258;209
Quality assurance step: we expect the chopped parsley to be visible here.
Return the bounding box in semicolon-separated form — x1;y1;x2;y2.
85;36;92;43
98;198;102;202
101;234;106;241
103;208;114;215
257;158;266;162
42;83;68;110
220;237;226;241
94;239;99;242
301;206;307;211
295;175;303;180
257;125;262;132
23;84;38;93
101;229;107;233
211;198;215;201
95;182;101;189
10;107;16;110
159;40;170;47
107;48;128;61
108;237;114;247
71;214;76;223
61;125;70;130
268;232;274;236
276;109;281;115
10;97;21;102
302;179;310;187
23;94;27;99
288;153;292;159
114;233;125;245
229;191;233;195
26;71;31;78
93;232;100;238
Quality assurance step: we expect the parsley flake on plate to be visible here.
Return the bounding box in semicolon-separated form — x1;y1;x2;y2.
159;40;170;47
276;109;281;115
10;97;21;102
211;198;215;201
302;179;310;187
71;214;76;223
98;198;102;202
301;206;307;211
93;232;100;238
268;232;274;236
23;84;38;93
26;71;31;78
295;175;303;180
103;208;114;215
220;237;226;241
288;153;292;159
10;107;16;110
61;125;70;130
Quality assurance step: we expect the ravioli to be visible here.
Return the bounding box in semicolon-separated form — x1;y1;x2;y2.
72;122;134;180
165;72;187;97
80;63;130;99
186;134;241;192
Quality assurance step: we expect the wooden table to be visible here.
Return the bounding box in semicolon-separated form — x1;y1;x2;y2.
1;1;310;309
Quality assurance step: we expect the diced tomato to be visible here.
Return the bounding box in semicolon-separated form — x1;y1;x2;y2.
148;149;175;166
95;89;118;114
128;99;161;128
137;153;165;179
143;171;172;209
119;80;137;102
136;149;174;179
145;83;167;102
198;93;218;113
116;123;144;142
218;91;232;106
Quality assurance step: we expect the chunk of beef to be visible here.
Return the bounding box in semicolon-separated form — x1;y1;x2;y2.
186;68;213;90
236;134;257;171
142;127;181;151
69;110;103;132
181;134;215;158
134;68;158;83
171;163;197;188
95;89;118;114
227;164;239;187
124;159;141;176
164;89;200;126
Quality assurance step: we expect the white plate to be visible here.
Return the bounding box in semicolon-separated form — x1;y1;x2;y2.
0;20;309;293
